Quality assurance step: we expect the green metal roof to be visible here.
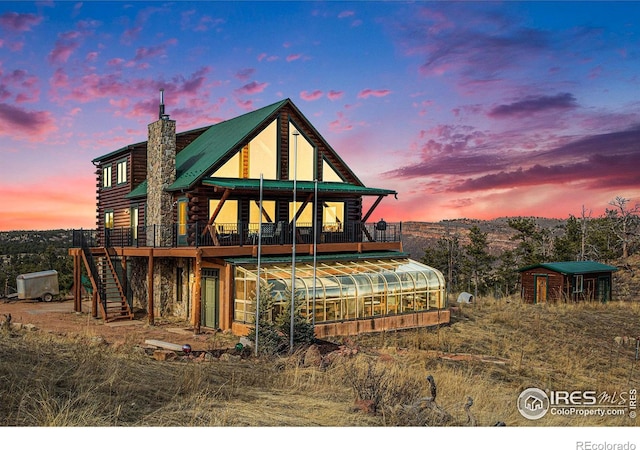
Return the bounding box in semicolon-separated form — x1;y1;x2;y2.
202;177;396;196
121;98;394;199
517;261;618;274
168;99;288;191
224;251;409;265
125;180;147;199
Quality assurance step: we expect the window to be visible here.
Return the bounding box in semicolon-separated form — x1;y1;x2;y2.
573;274;583;293
211;119;278;180
323;202;344;231
130;206;139;240
117;159;127;184
103;165;112;188
105;210;114;229
289;123;315;181
178;198;188;236
323;159;345;182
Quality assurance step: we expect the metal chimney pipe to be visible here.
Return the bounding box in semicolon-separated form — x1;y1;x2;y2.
159;88;165;119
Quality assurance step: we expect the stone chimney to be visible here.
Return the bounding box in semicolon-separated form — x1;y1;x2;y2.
146;89;176;247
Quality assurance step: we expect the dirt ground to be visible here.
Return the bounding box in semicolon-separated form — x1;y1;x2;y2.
0;296;233;351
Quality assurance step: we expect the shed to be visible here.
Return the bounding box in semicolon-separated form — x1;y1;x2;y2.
517;261;618;304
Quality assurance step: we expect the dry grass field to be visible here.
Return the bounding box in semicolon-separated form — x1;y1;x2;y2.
1;297;639;429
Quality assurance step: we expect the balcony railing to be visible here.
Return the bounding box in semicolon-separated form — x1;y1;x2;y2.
73;220;401;248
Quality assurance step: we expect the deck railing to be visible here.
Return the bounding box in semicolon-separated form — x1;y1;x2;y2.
73;220;401;248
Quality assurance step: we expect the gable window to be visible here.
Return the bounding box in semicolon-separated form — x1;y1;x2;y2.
322;159;345;182
211;119;278;180
117;159;127;184
289;123;315;181
103;165;112;188
573;274;583;293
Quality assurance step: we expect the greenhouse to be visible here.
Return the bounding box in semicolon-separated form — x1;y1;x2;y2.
232;256;446;325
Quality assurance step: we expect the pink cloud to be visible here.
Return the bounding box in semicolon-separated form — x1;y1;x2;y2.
234;81;268;95
286;53;302;62
48;40;80;64
328;111;353;132
358;89;392;99
86;51;98;62
338;11;355;19
327;90;344;101
0;103;57;141
0;12;42;32
258;53;279;62
235;68;255;81
107;58;125;66
133;38;177;61
300;90;323;101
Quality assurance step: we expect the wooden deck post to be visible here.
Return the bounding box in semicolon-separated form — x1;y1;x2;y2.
73;251;81;312
193;249;202;334
148;249;155;326
91;289;97;318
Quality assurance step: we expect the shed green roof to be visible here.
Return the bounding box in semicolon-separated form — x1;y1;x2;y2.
517;261;618;274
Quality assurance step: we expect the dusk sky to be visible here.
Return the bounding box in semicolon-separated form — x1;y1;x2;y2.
1;1;640;231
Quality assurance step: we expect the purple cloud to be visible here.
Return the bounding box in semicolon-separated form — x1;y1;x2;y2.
235;69;255;81
358;89;391;99
489;93;578;118
234;81;268;95
0;12;42;32
133;39;177;61
0;103;56;139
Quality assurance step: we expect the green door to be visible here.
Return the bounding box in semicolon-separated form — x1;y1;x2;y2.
201;269;219;329
597;276;611;303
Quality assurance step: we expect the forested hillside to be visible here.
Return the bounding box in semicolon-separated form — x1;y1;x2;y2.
0;230;73;297
2;196;639;302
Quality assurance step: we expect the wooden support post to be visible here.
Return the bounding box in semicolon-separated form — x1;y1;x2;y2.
193;249;202;334
121;256;127;305
91;289;97;318
148;249;155;326
73;252;81;312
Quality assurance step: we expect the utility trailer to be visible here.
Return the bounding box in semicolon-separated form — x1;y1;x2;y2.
16;270;59;302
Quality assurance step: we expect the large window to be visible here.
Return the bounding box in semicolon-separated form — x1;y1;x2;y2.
117;159;127;184
289;123;315;181
323;202;344;231
103;165;112;188
211;119;278;180
209;199;238;233
249;200;276;232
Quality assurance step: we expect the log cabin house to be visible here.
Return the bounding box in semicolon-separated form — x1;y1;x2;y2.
518;261;618;304
69;95;449;338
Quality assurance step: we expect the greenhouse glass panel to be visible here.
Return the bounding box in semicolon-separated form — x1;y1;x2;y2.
231;258;445;325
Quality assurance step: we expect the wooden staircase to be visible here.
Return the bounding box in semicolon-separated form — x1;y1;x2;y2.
79;240;134;322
